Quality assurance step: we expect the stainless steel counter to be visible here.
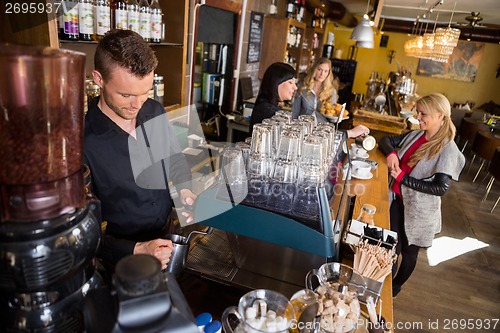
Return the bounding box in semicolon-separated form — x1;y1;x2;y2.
185;228;322;298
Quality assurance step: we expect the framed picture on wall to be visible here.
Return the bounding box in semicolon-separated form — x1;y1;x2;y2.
416;41;485;82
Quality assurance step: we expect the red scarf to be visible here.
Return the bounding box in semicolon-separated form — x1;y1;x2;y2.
391;134;428;198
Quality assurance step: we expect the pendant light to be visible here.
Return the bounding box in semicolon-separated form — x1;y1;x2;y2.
350;0;374;48
356;40;374;48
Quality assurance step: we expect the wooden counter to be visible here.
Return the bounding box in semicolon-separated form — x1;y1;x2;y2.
347;143;394;329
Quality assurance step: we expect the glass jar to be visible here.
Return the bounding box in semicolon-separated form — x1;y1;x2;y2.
357;204;376;225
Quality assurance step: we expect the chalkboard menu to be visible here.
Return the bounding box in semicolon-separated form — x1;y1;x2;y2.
247;11;263;64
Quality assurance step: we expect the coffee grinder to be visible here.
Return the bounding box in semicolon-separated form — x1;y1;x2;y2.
0;45;102;332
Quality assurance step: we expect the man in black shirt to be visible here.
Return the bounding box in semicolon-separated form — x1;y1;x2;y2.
84;29;195;270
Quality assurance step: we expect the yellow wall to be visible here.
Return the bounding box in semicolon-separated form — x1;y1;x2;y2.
326;21;500;107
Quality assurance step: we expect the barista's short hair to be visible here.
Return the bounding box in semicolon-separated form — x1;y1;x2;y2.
94;29;158;81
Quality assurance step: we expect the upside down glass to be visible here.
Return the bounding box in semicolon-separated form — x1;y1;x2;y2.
275;129;301;162
217;147;248;202
298;114;316;130
235;142;251;169
250;123;273;157
245;154;273;204
266;160;298;213
276;110;292;123
293;160;324;219
300;135;324;169
262;118;281;159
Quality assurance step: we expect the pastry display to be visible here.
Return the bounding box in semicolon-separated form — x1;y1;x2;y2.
320;102;350;118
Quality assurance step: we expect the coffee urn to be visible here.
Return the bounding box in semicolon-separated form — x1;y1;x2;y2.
0;45;102;332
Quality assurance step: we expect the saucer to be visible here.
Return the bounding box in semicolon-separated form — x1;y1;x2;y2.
352;172;373;180
350;149;369;159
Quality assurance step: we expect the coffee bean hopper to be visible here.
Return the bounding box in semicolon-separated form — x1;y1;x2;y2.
0;45;101;332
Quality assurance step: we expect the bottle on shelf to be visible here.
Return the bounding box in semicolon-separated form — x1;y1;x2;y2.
127;0;140;33
295;0;304;22
62;0;79;41
95;0;111;40
153;74;164;105
286;0;295;20
322;32;335;59
295;30;301;48
319;9;325;29
150;0;162;43
269;0;277;16
287;26;297;48
78;0;95;41
138;0;151;42
57;10;64;39
114;0;128;29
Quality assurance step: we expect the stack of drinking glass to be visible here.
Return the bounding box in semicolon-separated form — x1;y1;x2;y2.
217;112;342;221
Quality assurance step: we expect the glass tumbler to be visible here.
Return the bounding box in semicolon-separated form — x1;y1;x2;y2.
250;123;273;157
276;110;292;123
262;118;281;159
276;129;301;162
311;130;332;172
217;147;248;202
293;164;324;219
266;160;298;213
235;142;251;169
298;114;316;130
245;154;273;204
300;135;324;169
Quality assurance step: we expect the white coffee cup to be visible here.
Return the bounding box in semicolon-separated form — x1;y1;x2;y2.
351;144;367;157
352;161;371;177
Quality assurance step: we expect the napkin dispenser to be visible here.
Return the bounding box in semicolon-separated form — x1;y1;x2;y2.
343;219;398;252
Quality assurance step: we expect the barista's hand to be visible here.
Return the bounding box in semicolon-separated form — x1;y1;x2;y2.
386;153;400;172
179;189;197;223
180;189;197;206
347;125;370;138
134;239;174;270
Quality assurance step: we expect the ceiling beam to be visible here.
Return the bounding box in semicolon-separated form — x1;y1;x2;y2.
373;0;384;29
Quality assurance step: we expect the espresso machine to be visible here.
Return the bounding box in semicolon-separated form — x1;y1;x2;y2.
0;45;102;332
363;72;387;113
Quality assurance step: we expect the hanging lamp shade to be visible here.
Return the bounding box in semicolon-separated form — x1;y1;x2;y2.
356;40;374;49
350;17;374;44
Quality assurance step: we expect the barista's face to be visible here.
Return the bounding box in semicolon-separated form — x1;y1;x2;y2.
93;66;154;121
277;78;297;102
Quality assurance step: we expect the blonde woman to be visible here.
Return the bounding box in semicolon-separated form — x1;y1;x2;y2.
291;57;339;122
379;93;465;297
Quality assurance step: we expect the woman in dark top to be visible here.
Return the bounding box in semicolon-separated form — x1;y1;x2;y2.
249;62;297;135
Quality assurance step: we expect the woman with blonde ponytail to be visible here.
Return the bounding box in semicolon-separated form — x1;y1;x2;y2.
379;93;465;297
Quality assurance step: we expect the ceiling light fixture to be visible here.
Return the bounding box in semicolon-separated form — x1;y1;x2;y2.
350;0;374;48
404;0;460;63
